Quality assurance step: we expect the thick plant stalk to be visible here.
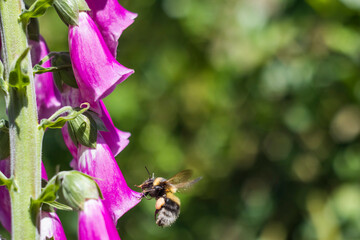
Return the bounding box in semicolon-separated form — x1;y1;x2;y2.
0;0;42;239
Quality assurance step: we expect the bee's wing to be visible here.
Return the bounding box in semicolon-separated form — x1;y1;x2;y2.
166;170;193;185
173;176;202;191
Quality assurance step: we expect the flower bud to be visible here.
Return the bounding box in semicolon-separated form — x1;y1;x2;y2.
59;171;101;210
67;111;97;148
54;0;79;26
53;0;89;26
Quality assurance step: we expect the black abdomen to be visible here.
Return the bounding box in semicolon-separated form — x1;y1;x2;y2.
156;198;180;227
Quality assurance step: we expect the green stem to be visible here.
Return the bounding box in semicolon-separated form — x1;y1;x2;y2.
0;1;42;240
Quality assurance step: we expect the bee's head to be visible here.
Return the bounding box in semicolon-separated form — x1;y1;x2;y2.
137;177;154;191
137;166;155;190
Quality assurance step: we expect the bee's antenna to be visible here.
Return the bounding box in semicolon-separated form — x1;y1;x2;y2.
145;166;151;178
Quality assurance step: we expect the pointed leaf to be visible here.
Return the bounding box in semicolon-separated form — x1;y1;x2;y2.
8;48;31;89
19;0;55;24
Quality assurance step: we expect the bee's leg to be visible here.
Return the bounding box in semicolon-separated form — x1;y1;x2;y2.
137;193;144;200
155;197;165;209
154;197;165;220
137;192;145;200
154;209;160;220
138;191;152;200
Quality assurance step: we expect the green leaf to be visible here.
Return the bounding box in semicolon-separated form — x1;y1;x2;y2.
38;178;61;203
19;0;55;25
8;47;31;89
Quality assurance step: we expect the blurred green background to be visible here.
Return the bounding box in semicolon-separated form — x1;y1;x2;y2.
17;0;360;239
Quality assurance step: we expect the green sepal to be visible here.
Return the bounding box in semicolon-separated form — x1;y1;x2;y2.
45;201;73;211
38;174;61;203
75;0;90;11
51;52;78;90
32;51;76;91
53;0;79;26
30;175;61;216
27;18;40;42
38;103;90;130
19;0;55;25
8;47;31;89
31;172;73;216
67;111;98;148
87;111;108;132
0;119;9;160
59;171;102;210
53;0;90;26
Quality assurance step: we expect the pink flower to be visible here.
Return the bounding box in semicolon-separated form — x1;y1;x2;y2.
86;0;137;56
29;36;61;120
68;12;134;103
40;211;67;240
73;133;141;223
78;199;121;240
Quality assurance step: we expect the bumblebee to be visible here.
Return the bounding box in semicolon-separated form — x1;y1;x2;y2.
137;169;202;227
